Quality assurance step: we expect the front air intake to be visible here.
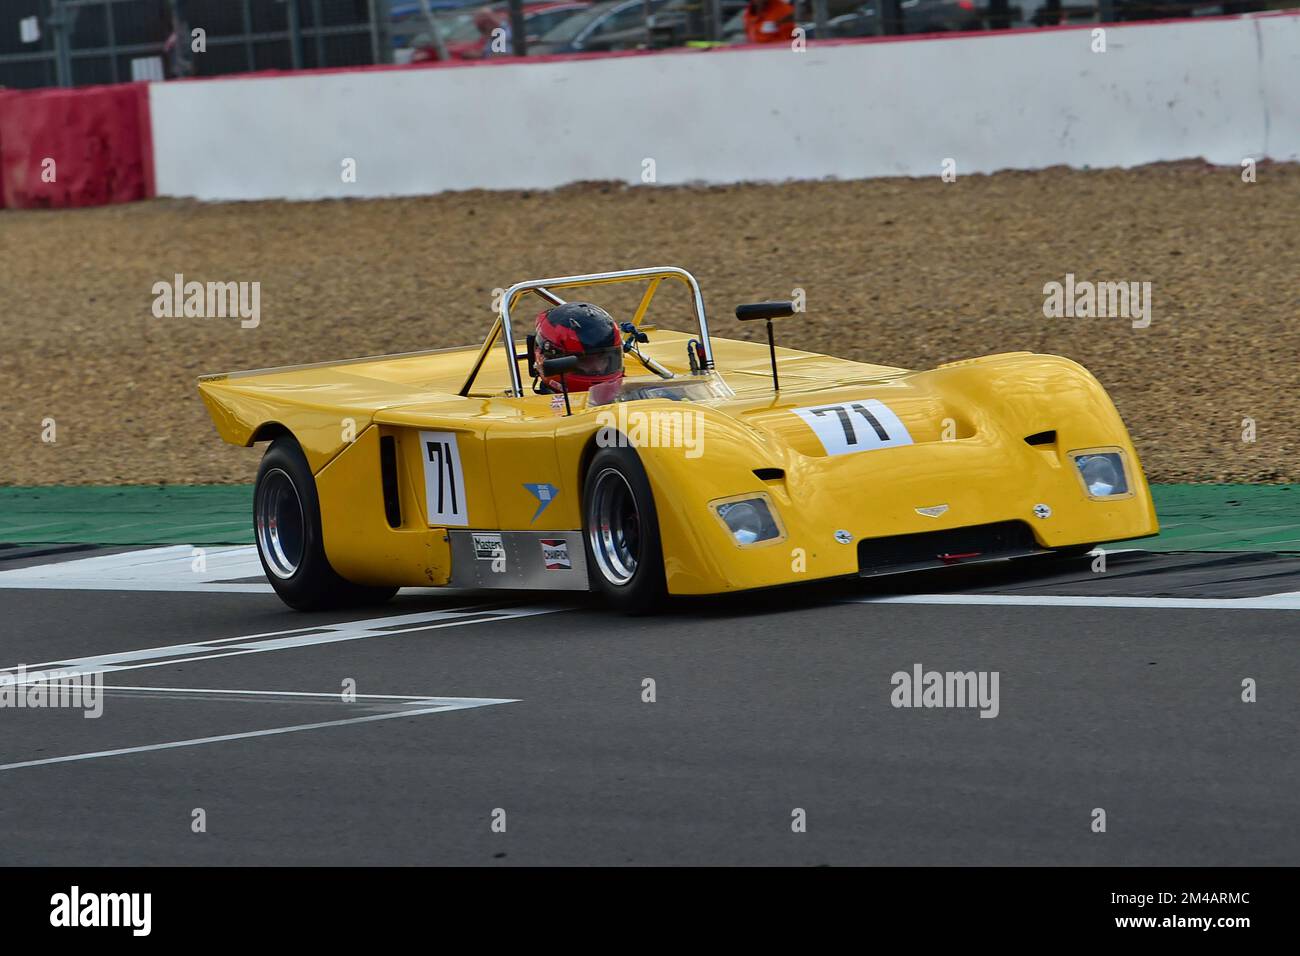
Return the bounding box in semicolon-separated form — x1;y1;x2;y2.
857;521;1041;577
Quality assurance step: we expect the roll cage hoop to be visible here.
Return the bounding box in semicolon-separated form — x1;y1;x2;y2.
458;266;715;398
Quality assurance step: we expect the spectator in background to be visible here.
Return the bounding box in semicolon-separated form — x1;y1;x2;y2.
743;0;796;44
462;7;513;59
164;0;195;78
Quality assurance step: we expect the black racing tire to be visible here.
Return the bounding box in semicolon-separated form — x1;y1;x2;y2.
254;436;398;611
581;446;668;615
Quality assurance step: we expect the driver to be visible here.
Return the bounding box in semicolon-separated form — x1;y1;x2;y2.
533;302;625;405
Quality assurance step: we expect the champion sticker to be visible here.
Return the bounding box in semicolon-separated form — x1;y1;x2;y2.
540;539;571;571
473;533;504;561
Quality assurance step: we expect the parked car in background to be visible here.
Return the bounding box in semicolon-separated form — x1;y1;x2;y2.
391;0;481;59
512;2;595;43
531;0;674;55
1109;0;1265;19
645;0;748;47
796;0;982;39
720;6;748;39
394;1;590;61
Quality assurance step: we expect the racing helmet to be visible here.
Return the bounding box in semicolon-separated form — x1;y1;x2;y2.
533;302;624;396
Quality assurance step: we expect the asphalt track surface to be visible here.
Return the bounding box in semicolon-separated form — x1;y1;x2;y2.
1;546;1298;866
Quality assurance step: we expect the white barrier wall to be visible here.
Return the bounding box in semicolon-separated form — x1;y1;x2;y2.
151;14;1300;201
1257;14;1300;162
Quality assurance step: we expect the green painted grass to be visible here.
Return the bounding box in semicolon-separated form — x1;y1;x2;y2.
1126;484;1300;552
0;484;1295;551
0;485;254;545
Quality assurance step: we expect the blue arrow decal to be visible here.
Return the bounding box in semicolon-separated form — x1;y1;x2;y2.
523;483;559;523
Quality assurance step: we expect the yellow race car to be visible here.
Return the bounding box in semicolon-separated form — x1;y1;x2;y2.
197;266;1158;612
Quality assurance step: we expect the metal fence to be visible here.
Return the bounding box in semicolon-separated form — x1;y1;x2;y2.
0;0;394;90
1;0;1293;91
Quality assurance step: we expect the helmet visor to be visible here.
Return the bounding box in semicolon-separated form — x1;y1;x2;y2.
572;346;623;379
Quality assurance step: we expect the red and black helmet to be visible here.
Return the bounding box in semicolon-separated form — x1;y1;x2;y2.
534;302;624;397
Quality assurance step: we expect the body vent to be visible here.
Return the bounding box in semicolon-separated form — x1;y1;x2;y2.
380;436;402;528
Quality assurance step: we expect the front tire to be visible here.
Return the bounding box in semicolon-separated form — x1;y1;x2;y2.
582;446;667;614
254;436;398;611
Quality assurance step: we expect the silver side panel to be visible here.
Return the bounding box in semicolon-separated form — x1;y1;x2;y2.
448;530;590;591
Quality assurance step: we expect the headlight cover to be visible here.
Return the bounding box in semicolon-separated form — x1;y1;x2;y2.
709;493;786;547
1070;449;1131;499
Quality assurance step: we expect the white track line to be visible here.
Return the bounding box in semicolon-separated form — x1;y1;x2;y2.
847;592;1300;611
51;685;509;708
0;604;562;681
0;545;487;595
96;685;487;702
0;696;516;772
0;545;270;593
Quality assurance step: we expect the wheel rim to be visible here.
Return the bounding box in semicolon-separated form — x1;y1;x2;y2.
256;467;306;580
587;467;641;586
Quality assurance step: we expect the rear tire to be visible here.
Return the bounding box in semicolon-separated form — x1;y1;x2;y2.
582;446;667;615
254;436;398;611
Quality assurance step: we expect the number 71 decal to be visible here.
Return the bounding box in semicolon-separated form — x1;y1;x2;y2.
420;430;469;526
792;400;914;456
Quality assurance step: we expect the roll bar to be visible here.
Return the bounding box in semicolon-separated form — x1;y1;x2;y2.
458;266;714;398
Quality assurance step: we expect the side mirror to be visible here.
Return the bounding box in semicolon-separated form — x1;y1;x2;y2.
733;302;797;392
542;356;578;416
735;301;796;322
542;356;579;377
523;334;538;379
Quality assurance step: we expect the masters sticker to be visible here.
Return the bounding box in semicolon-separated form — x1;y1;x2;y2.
473;533;504;561
540;538;571;571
